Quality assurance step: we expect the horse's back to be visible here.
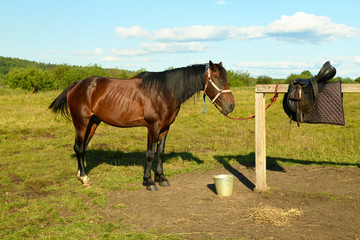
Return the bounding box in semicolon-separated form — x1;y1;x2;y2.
67;76;147;127
68;76;142;102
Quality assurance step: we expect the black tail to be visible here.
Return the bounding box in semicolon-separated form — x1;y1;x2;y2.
49;84;75;119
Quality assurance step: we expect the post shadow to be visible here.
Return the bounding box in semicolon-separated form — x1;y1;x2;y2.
214;157;256;191
214;152;360;191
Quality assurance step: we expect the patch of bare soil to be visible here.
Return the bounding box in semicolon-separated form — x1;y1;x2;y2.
105;165;360;239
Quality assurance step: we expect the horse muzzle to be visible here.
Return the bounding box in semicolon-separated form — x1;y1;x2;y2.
221;102;235;115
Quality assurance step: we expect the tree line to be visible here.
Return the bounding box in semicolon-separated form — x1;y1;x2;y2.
0;56;359;91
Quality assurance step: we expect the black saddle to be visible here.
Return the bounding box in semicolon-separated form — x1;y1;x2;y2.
283;61;336;126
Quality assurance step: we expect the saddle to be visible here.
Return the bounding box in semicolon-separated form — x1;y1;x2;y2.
283;61;337;126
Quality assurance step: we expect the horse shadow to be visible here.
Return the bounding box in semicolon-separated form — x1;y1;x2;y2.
76;148;204;175
213;152;360;191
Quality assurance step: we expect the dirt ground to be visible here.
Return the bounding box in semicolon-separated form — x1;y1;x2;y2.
105;164;360;240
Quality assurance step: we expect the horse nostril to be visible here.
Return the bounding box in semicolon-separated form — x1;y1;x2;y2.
229;103;235;112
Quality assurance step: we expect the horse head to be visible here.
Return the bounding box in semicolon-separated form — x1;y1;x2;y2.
204;61;235;115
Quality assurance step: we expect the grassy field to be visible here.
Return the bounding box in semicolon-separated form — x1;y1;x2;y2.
0;86;359;239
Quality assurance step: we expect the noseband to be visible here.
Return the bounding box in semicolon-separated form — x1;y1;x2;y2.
203;67;231;104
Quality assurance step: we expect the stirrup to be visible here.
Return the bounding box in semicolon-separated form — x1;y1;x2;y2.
295;85;303;127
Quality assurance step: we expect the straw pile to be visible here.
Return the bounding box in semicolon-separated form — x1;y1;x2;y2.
244;205;303;226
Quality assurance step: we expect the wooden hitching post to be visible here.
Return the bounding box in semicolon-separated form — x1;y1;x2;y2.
255;92;267;191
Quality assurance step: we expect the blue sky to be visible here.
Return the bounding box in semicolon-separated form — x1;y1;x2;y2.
1;0;359;78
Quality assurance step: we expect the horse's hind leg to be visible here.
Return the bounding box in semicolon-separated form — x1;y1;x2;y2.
74;132;89;187
155;127;170;187
74;115;101;187
143;126;159;191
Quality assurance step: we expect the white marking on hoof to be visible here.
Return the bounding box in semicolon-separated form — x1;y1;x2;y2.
77;170;81;180
79;175;92;188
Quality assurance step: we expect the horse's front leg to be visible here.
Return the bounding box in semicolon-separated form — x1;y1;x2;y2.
143;128;158;191
155;128;170;187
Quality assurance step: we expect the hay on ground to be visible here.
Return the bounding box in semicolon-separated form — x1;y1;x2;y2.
244;206;303;226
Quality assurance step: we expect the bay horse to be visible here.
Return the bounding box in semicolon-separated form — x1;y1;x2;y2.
49;61;235;190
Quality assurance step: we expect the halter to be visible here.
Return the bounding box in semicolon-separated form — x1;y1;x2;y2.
202;66;232;114
203;67;232;103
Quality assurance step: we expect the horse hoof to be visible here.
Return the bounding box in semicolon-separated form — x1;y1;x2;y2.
146;185;159;191
79;175;92;188
83;182;92;188
159;181;171;187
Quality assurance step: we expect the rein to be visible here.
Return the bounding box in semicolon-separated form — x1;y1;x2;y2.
206;82;280;121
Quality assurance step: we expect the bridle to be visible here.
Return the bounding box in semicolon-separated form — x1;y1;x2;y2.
202;65;281;120
203;67;232;104
201;66;232;114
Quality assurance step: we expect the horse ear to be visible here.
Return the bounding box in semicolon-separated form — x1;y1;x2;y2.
209;60;215;70
219;62;223;67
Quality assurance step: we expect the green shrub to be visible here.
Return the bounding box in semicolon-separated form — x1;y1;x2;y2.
228;70;256;87
6;67;54;90
332;76;357;83
286;70;313;83
256;75;273;84
107;68;143;79
59;64;110;89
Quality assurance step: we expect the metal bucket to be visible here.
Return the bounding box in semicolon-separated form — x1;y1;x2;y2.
213;174;234;196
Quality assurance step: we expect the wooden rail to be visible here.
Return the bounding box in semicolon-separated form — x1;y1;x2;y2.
254;84;360;191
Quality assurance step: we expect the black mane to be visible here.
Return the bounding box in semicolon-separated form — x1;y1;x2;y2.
137;64;207;104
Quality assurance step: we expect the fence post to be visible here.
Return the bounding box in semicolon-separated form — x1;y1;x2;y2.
255;92;267;191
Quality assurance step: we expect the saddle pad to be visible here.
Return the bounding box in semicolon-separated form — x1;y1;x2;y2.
303;81;345;125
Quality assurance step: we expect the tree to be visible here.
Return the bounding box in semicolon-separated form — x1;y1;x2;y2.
256;75;273;84
60;64;109;89
227;70;256;87
50;64;72;89
6;67;54;90
286;70;313;83
108;68;130;79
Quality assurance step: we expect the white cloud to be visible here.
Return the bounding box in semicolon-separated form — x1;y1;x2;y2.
116;25;229;42
229;26;266;40
235;61;312;70
265;12;358;44
141;42;208;53
115;25;149;39
231;12;358;43
112;48;147;56
329;56;360;77
153;25;232;42
70;48;104;57
332;56;360;65
49;49;58;54
115;12;358;44
234;57;360;78
215;0;227;5
110;42;209;56
102;56;123;62
93;48;104;55
233;60;321;78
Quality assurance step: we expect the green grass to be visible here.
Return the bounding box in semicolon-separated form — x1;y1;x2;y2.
0;86;359;238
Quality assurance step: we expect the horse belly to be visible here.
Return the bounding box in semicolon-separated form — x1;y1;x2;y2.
91;84;146;127
98;106;145;127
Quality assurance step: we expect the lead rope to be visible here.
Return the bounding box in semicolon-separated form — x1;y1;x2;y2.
213;83;280;121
